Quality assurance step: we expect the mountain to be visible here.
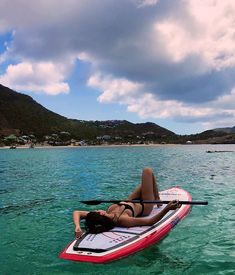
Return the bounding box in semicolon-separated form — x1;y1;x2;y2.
0;84;99;138
213;127;235;134
2;84;234;144
0;84;175;140
176;129;235;144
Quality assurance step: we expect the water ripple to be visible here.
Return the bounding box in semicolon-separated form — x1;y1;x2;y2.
0;145;235;274
0;198;55;214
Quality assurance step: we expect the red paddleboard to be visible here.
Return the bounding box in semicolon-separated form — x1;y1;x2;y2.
59;187;192;263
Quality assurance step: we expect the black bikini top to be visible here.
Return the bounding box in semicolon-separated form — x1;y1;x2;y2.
108;200;144;220
117;203;135;217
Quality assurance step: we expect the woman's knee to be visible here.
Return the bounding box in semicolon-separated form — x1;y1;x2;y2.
142;167;153;176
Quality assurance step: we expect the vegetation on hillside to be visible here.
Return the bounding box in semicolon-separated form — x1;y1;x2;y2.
0;84;235;145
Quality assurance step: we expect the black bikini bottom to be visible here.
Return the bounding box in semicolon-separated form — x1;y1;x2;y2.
132;197;145;217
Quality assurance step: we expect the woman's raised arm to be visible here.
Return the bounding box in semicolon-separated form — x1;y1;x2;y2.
73;210;89;238
118;201;180;227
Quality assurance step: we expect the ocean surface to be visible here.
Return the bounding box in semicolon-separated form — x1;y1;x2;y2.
0;145;234;275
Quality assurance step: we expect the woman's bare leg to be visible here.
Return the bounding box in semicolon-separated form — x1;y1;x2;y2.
152;174;160;200
127;168;160;215
127;168;160;200
127;184;142;200
140;168;160;215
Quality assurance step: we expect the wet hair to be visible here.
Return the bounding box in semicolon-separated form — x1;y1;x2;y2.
85;211;115;234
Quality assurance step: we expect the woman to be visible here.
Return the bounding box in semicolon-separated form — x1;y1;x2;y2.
73;168;180;238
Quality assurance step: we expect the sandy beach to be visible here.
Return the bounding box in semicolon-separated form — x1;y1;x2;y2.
0;143;182;149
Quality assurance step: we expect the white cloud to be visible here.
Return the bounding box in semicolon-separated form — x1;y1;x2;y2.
87;73;143;103
126;88;235;128
126;92;214;119
87;72;235;127
212;87;235;110
0;62;70;95
136;0;159;8
0;0;235;130
156;0;235;70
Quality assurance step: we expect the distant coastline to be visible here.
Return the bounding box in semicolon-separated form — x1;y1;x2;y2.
2;143;235;150
1;143;183;149
1;84;235;146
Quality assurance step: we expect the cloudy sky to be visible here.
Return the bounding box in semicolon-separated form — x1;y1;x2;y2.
1;0;235;134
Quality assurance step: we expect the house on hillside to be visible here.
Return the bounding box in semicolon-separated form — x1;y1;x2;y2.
186;140;193;144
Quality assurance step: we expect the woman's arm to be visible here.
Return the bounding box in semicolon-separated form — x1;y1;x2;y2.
73;210;89;238
118;201;180;227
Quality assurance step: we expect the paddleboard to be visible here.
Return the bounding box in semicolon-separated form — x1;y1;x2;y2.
59;187;192;263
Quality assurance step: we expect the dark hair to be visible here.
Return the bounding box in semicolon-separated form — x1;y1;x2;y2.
85;211;115;234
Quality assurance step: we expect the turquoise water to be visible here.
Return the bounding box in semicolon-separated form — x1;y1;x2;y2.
0;145;234;275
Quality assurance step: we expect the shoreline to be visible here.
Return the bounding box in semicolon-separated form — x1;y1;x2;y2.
0;143;183;149
1;143;234;149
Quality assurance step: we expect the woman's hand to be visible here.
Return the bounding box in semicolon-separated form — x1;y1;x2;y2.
166;200;181;211
74;226;84;239
73;210;89;239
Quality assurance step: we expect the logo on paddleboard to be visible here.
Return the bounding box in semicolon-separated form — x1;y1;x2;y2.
171;216;180;228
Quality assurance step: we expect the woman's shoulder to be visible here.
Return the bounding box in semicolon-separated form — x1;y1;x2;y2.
107;204;119;212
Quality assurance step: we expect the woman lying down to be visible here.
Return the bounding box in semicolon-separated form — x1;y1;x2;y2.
73;168;181;238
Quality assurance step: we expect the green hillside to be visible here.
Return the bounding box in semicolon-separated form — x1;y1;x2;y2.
1;84;234;144
0;84;175;140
